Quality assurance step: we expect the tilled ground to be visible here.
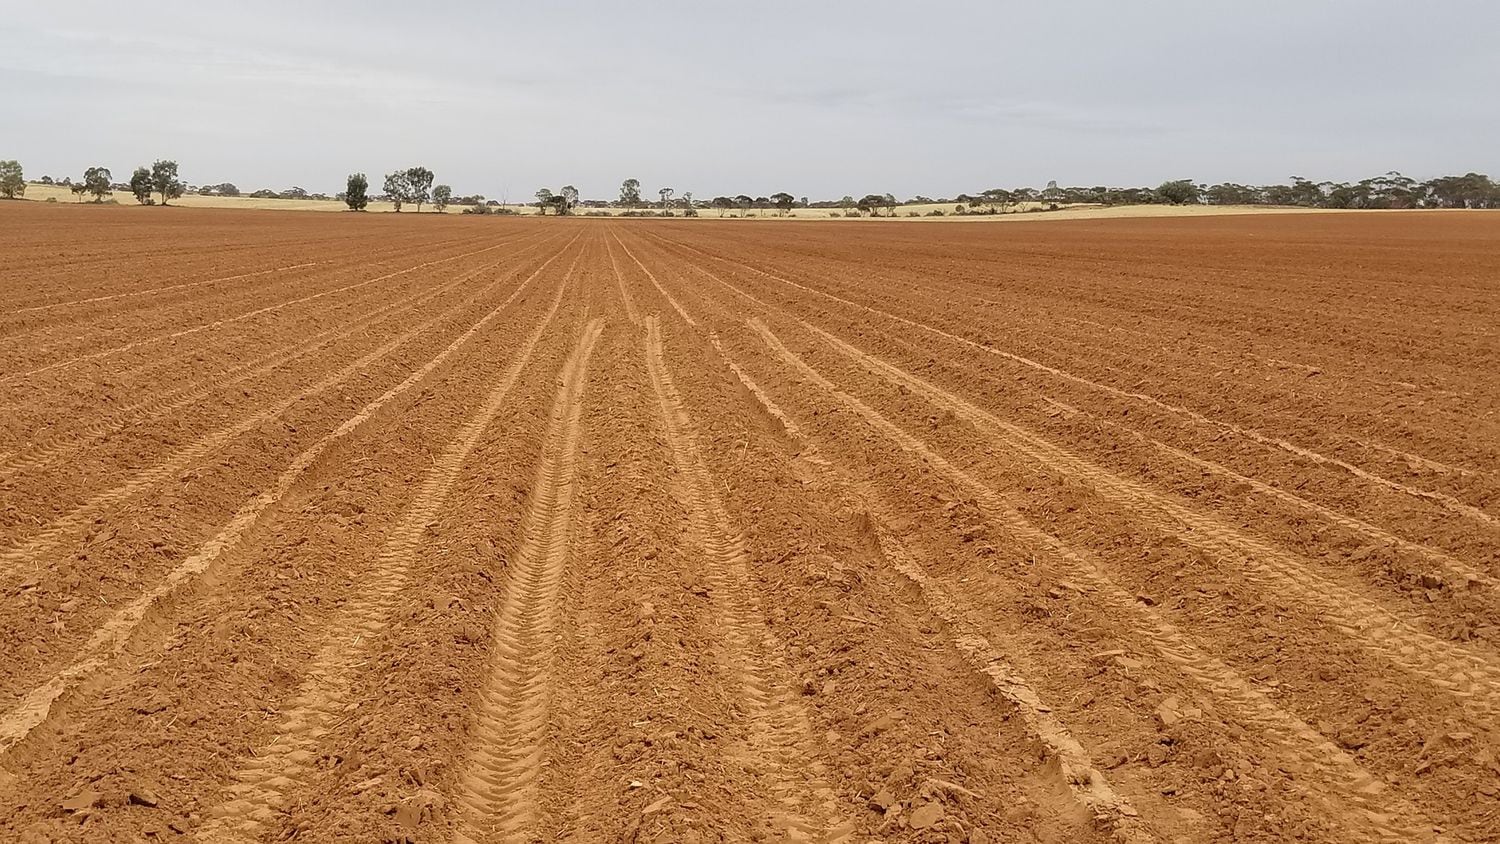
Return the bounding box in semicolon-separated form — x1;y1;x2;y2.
1;204;1498;843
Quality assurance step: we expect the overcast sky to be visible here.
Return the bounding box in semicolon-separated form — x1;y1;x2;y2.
2;1;1495;200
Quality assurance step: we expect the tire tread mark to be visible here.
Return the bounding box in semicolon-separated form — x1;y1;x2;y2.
710;325;1153;842
612;232;696;326
645;315;848;841
669;250;1500;715
193;247;578;843
788;318;1500;720
750;318;1435;844
0;234;559;484
603;230;642;326
10;262;324;315
2;236;525;387
0;240;582;757
449;318;601;844
650;233;1497;527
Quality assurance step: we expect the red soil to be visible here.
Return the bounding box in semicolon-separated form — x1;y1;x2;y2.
1;203;1497;842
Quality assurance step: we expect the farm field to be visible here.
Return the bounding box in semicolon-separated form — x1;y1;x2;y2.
1;205;1499;842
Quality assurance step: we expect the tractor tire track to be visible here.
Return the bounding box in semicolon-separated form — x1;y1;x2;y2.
643;315;846;840
647;232;1498;529
0;240;581;759
662;246;1500;713
748;318;1438;844
788;317;1500;720
0;236;575;581
194;249;578;843
0;234;561;485
705;324;1152;840
449;317;601;844
0;236;523;389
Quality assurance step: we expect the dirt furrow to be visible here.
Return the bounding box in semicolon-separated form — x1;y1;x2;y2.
449;317;601;843
603;229;642;326
643;315;849;839
658;245;1500;713
793;318;1500;719
746;317;1438;842
649;232;1498;528
7;261;325;316
614;231;698;326
702;325;1153;841
0;234;561;486
0;244;561;586
0;236;521;390
193;250;576;842
0;242;581;763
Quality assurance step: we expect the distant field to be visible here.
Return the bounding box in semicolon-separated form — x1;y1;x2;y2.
15;183;1335;221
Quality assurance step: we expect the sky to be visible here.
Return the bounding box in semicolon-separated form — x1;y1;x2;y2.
2;1;1496;201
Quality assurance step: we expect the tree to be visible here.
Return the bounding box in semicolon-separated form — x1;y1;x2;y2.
83;166;112;202
0;160;25;199
1155;179;1200;205
535;188;554;215
345;173;370;211
150;160;184;205
734;194;753;217
883;193;897;216
770;192;794;216
711;196;734;217
839;195;855;215
215;182;241;197
130;167;154;204
659;186;674;213
383;171;410;211
857;194;882;216
432;184;452;212
980;188;1013;213
558;185;579;215
620;178;642;210
405;166;434;211
1041;180;1065;208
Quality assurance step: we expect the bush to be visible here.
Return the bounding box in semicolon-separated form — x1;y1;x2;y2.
45;197;57;203
926;209;946;216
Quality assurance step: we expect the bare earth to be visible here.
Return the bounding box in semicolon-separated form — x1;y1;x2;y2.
1;205;1498;843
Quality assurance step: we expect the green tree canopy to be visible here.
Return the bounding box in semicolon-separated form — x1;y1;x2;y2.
83;166;112;202
129;167;153;204
150;160;184;205
345;173;370;211
0;160;25;199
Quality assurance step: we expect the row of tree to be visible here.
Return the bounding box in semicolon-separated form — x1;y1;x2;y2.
945;172;1500;212
7;159;1499;213
2;160;183;205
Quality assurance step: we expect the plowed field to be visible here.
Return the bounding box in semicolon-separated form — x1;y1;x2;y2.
2;205;1498;843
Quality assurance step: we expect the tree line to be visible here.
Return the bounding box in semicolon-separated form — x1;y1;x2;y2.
946;172;1500;212
6;159;1498;213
